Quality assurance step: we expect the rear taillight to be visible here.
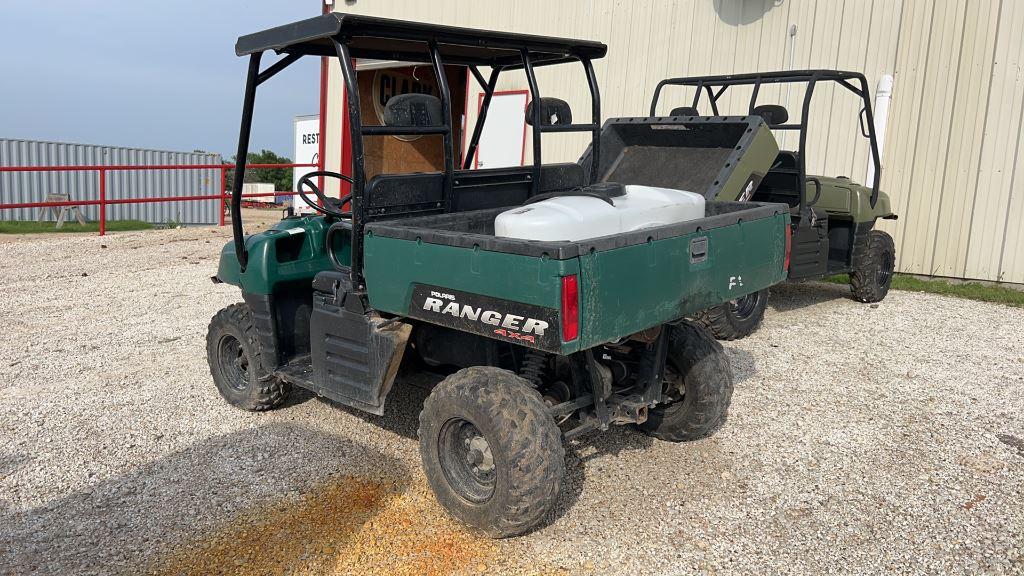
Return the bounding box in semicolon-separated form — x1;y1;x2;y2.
561;274;579;342
784;224;792;273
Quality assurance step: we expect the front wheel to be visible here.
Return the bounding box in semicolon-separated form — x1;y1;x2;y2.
418;367;564;538
692;288;769;340
850;230;896;303
206;303;290;411
639;321;734;442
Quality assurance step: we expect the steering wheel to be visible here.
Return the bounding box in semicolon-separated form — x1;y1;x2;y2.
296;171;354;218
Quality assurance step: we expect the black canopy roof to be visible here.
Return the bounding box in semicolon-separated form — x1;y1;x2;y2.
236;13;608;68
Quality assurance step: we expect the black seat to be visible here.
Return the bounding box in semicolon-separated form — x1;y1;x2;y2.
751;104;789;127
669;106;700;116
751;151;801;208
383;93;443;127
526;97;572;126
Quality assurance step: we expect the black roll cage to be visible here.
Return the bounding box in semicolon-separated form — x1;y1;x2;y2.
649;70;882;217
229;13;607;289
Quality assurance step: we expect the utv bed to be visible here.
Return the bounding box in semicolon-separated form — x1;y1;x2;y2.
364;199;787;355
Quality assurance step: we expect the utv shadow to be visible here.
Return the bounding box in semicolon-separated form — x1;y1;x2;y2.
1;423;410;574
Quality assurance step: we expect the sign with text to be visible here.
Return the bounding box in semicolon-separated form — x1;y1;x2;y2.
292;115;319;213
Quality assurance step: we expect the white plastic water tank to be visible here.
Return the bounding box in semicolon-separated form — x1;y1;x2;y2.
494;184;706;242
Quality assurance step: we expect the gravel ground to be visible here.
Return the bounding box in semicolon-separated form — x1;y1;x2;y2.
0;221;1022;576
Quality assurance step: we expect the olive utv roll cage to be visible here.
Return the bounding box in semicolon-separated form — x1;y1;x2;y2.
650;70;883;215
229;13;608;286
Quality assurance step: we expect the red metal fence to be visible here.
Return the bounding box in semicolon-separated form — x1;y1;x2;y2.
0;163;317;235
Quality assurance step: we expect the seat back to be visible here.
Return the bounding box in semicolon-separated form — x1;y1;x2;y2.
383;93;443;127
526;97;573;126
669;106;700;117
751;104;789;127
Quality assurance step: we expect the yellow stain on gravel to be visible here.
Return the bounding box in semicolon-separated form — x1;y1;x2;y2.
150;475;500;576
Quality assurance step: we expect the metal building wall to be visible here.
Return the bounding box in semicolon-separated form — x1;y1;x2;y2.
0;139;222;225
324;0;1024;284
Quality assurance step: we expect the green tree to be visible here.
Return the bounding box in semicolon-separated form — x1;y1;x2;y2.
225;149;293;192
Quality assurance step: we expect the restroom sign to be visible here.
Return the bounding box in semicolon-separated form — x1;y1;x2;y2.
292;114;320;213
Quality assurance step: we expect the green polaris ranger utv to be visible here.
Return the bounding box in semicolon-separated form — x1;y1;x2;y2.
649;71;899;340
208;13;791;537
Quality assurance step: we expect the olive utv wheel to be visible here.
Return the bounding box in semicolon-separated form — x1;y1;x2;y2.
206;303;290;411
693;288;769;341
640;321;735;442
418;367;565;538
850;230;896;303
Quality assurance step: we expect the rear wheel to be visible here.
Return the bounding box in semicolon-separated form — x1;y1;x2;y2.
418;367;564;538
692;288;769;340
850;230;896;303
639;322;734;442
206;303;290;411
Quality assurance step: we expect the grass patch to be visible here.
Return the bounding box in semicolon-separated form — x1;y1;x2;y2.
0;220;153;234
825;274;1024;308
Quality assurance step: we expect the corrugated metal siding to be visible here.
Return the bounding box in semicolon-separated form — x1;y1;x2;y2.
326;0;1024;283
0;139;221;225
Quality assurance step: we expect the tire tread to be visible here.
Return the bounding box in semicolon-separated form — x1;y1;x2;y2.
640;322;734;442
850;230;896;303
692;289;769;341
418;367;564;538
206;303;290;411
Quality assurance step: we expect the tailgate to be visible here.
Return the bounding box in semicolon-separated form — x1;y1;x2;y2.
575;207;789;349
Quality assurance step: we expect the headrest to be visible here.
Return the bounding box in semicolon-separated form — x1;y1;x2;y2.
669;106;700;117
383;93;443;127
752;104;789;127
526;98;572;126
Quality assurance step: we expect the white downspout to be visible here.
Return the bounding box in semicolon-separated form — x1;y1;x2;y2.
866;74;893;185
782;24;798;150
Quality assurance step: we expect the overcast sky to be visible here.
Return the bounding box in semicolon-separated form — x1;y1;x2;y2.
0;1;322;159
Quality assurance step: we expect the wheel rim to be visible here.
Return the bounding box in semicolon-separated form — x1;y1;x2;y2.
729;292;760;320
438;418;496;503
879;252;895;286
217;335;250;392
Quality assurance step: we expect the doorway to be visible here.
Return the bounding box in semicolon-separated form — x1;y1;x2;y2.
474;90;529;169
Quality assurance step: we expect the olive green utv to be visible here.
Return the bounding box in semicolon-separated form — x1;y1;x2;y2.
649;71;898;340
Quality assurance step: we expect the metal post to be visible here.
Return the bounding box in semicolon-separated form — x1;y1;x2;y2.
690;80;704;110
219;166;227;227
318;0;329;200
861;75;883;208
98;168;106;236
521;49;543;195
748;76;761;115
582;58;602;185
231;52;262;270
797;74;818;223
708;86;724;115
334;40;366;288
649;81;665;117
463;67;501;170
428;42;455;209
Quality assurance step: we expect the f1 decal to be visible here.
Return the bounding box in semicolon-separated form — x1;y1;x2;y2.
728;276;744;290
